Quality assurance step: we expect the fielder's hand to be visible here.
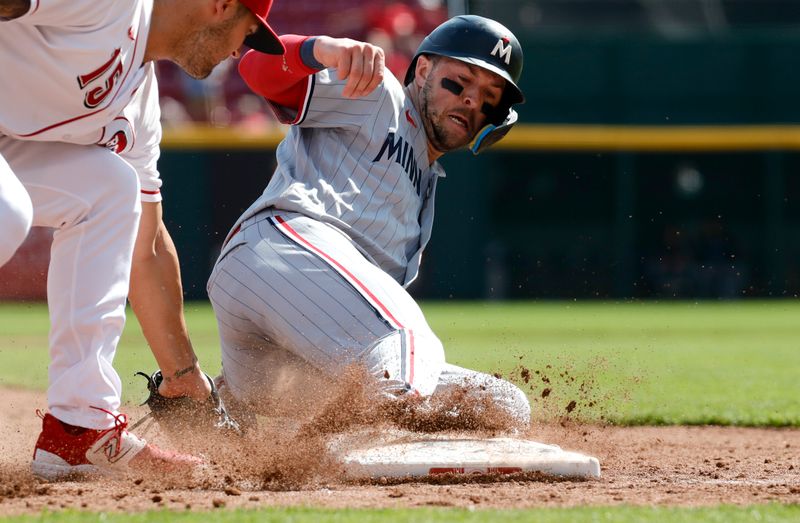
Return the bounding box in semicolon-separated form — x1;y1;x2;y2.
136;370;241;436
313;36;385;98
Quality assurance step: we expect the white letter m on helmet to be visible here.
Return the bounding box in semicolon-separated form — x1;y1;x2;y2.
491;38;512;65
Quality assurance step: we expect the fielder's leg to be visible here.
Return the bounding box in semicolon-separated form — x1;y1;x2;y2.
1;138;141;429
0;151;33;266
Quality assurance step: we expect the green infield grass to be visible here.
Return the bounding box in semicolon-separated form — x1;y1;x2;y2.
2;504;800;523
0;300;798;426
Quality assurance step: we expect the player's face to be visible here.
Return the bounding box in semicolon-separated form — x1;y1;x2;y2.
418;57;506;153
174;7;259;79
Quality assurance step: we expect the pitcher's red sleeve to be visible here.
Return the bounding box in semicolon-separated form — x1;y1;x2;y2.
239;34;321;111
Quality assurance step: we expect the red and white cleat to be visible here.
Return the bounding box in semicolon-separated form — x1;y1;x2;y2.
31;410;203;481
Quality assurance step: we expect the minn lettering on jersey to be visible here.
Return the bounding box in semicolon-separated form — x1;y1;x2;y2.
372;132;424;195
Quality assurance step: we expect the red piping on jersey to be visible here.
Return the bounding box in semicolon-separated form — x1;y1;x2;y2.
30;0;41;15
140;189;160;195
405;110;417;128
289;76;314;125
222;223;242;248
16;21;143;138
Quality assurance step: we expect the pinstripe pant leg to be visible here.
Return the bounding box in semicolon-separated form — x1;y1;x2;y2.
208;211;446;408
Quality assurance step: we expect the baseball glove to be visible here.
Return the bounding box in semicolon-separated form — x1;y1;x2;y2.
136;370;241;436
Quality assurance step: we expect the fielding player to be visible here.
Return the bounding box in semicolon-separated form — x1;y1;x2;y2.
0;0;283;479
208;16;532;425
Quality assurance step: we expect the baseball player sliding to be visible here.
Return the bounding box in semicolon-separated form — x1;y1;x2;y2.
208;16;531;425
0;0;284;480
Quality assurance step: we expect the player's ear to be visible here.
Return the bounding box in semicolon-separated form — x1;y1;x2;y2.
213;0;238;19
414;55;433;88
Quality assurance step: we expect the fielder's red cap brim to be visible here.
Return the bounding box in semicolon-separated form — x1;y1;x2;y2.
240;0;284;55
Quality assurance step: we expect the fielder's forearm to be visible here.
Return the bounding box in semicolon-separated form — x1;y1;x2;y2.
0;0;30;19
129;202;209;400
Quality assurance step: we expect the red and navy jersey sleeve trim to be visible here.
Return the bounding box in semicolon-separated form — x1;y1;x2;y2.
293;74;315;125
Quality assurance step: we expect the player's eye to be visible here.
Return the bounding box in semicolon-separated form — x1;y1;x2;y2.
440;77;463;95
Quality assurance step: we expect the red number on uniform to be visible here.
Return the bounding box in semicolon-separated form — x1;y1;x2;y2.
77;48;124;109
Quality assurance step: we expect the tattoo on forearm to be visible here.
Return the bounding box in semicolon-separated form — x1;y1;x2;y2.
0;0;30;20
162;362;198;382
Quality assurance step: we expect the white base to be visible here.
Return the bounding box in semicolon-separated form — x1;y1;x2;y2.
333;433;601;480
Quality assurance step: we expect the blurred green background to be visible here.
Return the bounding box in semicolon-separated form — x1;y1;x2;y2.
2;301;798;427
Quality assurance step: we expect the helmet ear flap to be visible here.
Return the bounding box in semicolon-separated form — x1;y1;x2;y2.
470;85;517;154
470;108;518;155
488;87;515;126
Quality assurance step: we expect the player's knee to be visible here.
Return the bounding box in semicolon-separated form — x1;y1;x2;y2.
0;181;33;266
408;330;445;396
366;328;446;397
92;150;141;213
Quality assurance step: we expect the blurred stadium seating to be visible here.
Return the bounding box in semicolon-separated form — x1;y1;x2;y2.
157;0;448;129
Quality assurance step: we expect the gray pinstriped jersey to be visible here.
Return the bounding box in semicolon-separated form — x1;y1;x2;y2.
233;69;446;286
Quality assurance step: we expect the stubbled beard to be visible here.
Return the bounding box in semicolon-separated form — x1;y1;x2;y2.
419;79;470;153
173;17;238;79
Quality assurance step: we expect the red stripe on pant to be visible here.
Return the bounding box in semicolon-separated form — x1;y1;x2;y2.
273;215;415;388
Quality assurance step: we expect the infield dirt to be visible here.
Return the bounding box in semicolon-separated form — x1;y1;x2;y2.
1;385;798;515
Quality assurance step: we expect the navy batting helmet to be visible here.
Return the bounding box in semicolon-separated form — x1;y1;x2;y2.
404;15;525;154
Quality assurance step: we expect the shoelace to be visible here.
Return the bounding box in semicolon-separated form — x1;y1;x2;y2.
90;406;129;460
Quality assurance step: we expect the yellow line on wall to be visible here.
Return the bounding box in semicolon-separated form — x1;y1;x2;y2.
500;125;800;151
161;126;285;149
161;124;800;152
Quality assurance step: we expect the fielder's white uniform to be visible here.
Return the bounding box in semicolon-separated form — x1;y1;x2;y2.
208;49;531;423
0;0;163;429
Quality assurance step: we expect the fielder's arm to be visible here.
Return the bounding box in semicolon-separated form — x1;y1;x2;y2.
129;201;211;401
0;0;29;19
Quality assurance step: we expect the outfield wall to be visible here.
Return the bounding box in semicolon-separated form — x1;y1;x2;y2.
147;130;799;301
2;124;798;302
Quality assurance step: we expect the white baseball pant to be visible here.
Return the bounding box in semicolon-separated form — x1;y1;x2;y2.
0;136;141;430
0;151;33;266
207;210;531;424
